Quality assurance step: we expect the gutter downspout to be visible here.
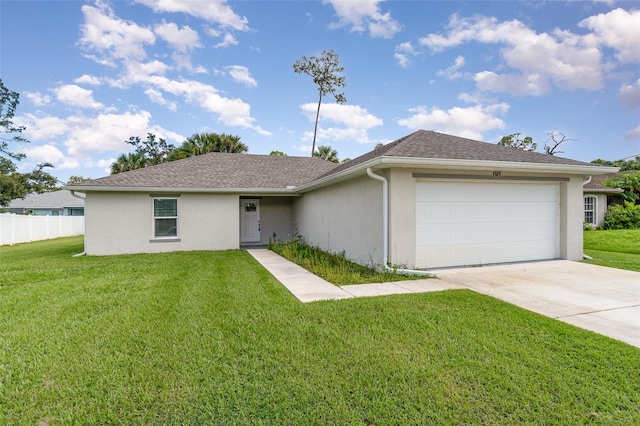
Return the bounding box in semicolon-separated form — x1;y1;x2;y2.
70;191;86;257
582;176;593;259
366;168;435;277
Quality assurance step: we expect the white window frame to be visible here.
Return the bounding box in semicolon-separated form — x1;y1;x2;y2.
584;196;596;225
152;197;179;239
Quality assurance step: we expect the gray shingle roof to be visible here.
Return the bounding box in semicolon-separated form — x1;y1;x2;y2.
75;153;339;189
320;130;599;179
583;173;623;192
70;130;614;192
9;190;84;208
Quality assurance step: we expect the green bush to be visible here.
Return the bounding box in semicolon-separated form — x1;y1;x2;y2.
604;202;640;229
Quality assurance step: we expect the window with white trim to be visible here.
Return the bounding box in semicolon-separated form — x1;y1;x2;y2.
584;196;596;225
153;198;178;238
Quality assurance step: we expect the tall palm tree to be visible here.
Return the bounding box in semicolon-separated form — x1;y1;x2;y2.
313;145;339;163
110;152;147;174
218;133;248;153
168;132;248;161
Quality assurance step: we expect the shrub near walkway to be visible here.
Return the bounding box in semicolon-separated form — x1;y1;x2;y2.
1;237;639;424
268;238;421;285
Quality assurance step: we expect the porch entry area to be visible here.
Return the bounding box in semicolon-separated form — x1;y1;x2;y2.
239;197;296;246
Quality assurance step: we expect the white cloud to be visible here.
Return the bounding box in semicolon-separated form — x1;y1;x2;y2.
215;32;238;48
323;0;401;38
394;41;417;68
299;103;383;143
144;75;270;134
420;13;604;94
144;88;177;111
474;71;552;96
134;0;249;31
25;92;51;107
618;79;640;109
20;110;183;162
154;21;201;52
436;55;466;80
397;103;509;140
226;65;257;88
54;85;104;109
23;144;79;170
80;2;155;62
579;8;640;64
74;74;102;86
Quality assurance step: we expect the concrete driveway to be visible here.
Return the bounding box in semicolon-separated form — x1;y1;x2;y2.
435;260;640;348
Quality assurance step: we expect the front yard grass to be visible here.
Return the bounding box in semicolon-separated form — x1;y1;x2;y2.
1;237;639;424
583;229;640;272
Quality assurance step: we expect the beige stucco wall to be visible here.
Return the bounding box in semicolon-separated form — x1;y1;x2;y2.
559;176;584;261
293;175;384;266
84;192;239;255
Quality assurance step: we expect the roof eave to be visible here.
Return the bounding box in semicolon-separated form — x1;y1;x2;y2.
295;157;619;192
63;185;301;196
379;157;620;174
583;188;624;194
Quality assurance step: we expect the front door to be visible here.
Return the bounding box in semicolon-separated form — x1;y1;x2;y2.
240;199;261;243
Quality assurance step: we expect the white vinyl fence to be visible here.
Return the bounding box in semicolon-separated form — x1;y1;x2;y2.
0;213;84;246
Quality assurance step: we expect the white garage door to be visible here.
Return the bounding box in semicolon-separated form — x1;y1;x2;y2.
416;181;559;268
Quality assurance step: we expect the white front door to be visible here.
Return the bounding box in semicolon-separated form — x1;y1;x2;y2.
240;199;261;243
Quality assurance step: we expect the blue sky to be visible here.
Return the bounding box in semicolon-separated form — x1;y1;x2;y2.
1;0;639;183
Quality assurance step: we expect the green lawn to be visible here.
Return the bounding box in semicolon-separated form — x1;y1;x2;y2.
1;237;639;424
583;229;640;272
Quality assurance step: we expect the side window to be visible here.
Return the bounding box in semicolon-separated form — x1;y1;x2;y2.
584;196;596;225
153;198;178;237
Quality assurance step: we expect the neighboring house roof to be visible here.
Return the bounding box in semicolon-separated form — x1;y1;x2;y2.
8;190;84;209
65;130;618;193
583;173;625;194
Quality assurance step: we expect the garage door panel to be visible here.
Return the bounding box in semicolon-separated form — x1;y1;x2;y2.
418;221;557;245
416;181;559;268
417;200;557;223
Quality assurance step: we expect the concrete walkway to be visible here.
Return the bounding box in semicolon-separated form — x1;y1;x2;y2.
248;249;640;348
247;249;464;303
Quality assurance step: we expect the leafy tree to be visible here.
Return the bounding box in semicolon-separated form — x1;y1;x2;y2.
0;80;59;205
591;156;640;171
293;50;347;156
25;162;58;194
66;175;90;185
0;157;26;206
0;159;59;205
110;133;175;174
607;171;640;204
340;158;352;164
126;133;174;166
168;132;247;161
498;133;537;152
313;145;339;163
110;152;148;175
269;150;287;156
0;78;28;163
